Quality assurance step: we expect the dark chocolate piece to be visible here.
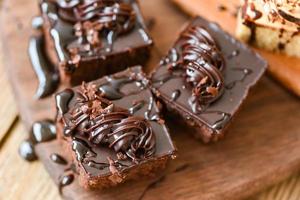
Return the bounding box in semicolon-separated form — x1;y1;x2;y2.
36;0;153;86
151;17;267;143
55;66;176;189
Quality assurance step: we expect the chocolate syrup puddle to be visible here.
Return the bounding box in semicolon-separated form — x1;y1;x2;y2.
58;174;74;194
50;153;68;165
226;68;252;89
19;120;56;162
28;36;59;99
144;97;161;122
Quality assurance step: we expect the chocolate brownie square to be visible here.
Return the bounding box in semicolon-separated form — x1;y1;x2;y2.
151;17;267;143
55;66;176;189
40;0;153;85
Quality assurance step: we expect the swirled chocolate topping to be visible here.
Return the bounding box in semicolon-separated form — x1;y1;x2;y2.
56;0;136;52
60;83;155;163
165;25;225;112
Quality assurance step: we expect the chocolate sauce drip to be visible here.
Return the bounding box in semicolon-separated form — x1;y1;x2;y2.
19;120;56;162
32;120;56;143
225;68;252;89
129;100;145;114
144;97;161;122
278;9;300;26
58;174;74;194
28;36;59;98
212;112;231;130
50;153;68;165
63;83;155;163
19;139;37;161
249;3;262;20
72;137;96;162
171;89;181;101
264;0;300;26
56;0;136;52
55;89;75;116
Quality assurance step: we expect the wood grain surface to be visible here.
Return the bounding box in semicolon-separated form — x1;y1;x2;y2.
1;0;300;200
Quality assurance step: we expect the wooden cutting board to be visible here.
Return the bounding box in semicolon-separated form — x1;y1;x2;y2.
1;0;300;199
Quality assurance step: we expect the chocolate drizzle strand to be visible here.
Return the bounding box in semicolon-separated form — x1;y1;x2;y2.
163;25;226;113
50;153;68;165
58;174;74;194
56;0;136;53
28;36;59;99
58;83;156;164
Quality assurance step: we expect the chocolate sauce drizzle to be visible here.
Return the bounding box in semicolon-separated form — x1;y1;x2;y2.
163;25;226;113
56;0;136;52
19;120;56;162
264;0;300;26
50;153;68;165
28;36;59;99
57;83;156;164
58;174;74;194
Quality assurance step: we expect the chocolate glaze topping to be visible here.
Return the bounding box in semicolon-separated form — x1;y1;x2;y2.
161;25;226;113
55;0;136;52
151;17;267;138
57;83;156;163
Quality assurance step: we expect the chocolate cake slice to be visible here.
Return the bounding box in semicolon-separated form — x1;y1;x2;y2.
55;66;176;189
151;17;267;143
236;0;300;57
40;0;153;85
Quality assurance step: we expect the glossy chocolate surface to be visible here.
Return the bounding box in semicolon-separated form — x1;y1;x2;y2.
151;17;267;139
40;0;152;71
55;67;176;177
